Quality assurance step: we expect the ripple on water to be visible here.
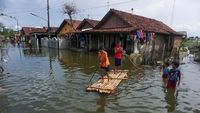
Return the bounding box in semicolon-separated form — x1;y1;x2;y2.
1;48;200;113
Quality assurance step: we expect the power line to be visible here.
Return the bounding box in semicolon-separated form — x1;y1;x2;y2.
5;8;46;14
5;0;137;15
30;13;47;21
82;0;135;11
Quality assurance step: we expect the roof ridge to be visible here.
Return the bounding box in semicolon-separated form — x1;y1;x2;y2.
110;9;175;33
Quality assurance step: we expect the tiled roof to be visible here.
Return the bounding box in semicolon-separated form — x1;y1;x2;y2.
84;27;134;33
21;27;44;36
95;9;181;35
65;19;82;30
21;27;58;36
77;18;99;30
56;19;82;34
84;19;99;27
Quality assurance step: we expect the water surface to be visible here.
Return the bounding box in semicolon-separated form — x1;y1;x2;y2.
0;45;200;113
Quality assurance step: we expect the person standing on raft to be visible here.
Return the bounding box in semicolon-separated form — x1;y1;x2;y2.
98;47;111;83
114;41;125;74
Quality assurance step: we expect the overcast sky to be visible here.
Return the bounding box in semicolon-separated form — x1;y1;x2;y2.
0;0;200;36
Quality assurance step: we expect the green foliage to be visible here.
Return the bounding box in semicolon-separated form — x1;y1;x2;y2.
0;27;15;38
181;38;200;48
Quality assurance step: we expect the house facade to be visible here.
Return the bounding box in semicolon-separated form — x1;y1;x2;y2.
56;19;81;49
71;9;184;63
71;19;99;49
21;27;58;48
56;9;184;64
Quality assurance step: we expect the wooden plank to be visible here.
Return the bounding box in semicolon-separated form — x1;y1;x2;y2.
86;70;128;94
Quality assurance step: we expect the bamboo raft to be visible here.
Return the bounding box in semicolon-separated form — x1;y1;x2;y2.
86;70;128;94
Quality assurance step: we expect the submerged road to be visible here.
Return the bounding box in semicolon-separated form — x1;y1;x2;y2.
0;45;200;113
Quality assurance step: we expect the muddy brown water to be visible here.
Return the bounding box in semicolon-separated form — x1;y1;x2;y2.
0;45;200;113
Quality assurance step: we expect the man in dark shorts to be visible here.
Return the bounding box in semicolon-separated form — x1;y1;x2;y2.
98;47;111;83
114;41;125;74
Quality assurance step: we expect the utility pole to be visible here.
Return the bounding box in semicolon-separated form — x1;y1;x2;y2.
131;8;134;14
47;0;50;39
16;18;19;34
87;14;90;19
107;1;109;11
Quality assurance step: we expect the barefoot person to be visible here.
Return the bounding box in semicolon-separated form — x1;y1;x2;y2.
98;47;110;83
167;61;181;89
114;41;125;74
162;62;170;87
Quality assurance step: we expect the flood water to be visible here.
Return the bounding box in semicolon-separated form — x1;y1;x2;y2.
0;44;200;113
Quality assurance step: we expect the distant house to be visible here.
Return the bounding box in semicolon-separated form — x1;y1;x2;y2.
77;19;99;31
20;27;38;43
75;9;184;63
71;19;99;49
56;19;81;37
20;27;58;47
56;19;81;48
29;27;58;48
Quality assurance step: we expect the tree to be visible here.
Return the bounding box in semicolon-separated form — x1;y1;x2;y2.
63;3;77;31
0;6;4;30
0;23;4;29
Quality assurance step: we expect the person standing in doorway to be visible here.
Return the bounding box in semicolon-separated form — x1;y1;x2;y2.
114;40;125;74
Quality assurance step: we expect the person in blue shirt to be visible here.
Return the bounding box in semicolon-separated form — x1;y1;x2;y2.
167;61;181;89
162;62;170;79
162;62;170;87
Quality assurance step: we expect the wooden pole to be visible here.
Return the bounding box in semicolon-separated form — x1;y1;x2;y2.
162;44;166;62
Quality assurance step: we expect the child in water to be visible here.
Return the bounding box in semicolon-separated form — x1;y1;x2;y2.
162;62;170;79
167;61;181;89
162;62;170;87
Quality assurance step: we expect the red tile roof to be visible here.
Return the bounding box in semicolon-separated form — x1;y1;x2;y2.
21;27;58;36
84;19;99;27
21;27;44;36
95;9;181;35
77;18;99;30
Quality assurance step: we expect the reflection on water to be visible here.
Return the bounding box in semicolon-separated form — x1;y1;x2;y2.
0;45;200;113
96;94;108;112
165;89;178;112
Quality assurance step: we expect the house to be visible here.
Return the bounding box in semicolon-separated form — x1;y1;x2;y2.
71;19;99;49
21;27;58;47
20;27;40;43
29;27;58;48
77;9;184;63
56;19;81;48
77;18;99;31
